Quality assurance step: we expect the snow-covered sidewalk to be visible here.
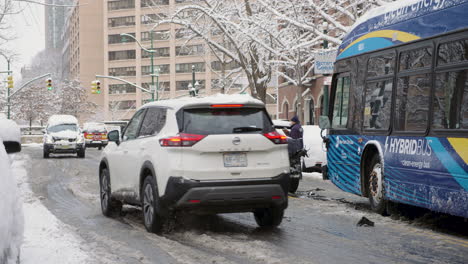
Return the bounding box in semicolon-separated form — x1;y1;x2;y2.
12;154;92;264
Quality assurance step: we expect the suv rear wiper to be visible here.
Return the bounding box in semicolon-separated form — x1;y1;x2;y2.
232;127;263;133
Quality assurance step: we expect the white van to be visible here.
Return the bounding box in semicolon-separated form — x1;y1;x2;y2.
43;115;85;158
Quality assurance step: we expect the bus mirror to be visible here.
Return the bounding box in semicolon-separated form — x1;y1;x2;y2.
319;116;330;129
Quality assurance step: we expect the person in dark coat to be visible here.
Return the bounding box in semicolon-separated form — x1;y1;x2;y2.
289;116;304;150
289;116;303;140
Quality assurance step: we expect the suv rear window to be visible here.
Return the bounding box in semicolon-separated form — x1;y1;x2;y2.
181;108;273;135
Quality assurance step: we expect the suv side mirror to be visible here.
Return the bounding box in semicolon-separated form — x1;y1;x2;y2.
319;116;331;129
108;130;120;145
3;141;21;154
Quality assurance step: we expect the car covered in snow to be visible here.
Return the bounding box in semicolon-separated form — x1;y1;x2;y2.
302;125;327;172
99;94;290;233
0;119;24;263
43;115;86;158
82;122;108;150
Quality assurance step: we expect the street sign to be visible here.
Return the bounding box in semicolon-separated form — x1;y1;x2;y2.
324;76;332;86
315;49;337;75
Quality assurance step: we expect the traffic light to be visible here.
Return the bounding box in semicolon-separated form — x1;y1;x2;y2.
46;78;53;90
91;80;101;94
7;75;13;89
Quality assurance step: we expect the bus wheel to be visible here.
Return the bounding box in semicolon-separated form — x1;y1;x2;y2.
368;155;387;215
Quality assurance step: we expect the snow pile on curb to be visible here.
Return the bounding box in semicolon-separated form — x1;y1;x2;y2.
0;148;23;264
12;155;91;264
303;172;323;180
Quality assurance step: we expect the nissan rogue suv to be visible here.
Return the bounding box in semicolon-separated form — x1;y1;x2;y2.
99;95;290;233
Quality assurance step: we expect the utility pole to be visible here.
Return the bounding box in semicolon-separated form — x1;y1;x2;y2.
7;59;11;119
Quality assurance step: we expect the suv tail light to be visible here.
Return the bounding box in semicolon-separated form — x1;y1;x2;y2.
159;133;206;147
263;131;287;144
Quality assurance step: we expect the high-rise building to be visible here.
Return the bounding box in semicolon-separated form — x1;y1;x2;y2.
64;0;276;121
62;1;105;121
103;0;232;120
45;0;75;50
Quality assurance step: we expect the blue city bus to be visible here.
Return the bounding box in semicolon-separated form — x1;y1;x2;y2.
323;0;468;218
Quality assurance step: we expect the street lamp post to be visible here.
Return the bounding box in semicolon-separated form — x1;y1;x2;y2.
120;32;157;102
150;31;155;102
322;21;330;117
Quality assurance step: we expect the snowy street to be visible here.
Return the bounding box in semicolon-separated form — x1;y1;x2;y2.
16;145;468;264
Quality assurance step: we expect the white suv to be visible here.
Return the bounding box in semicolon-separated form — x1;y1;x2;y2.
99;95;290;233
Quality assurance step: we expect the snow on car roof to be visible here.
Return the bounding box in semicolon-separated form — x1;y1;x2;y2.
141;94;264;111
0;119;21;143
47;115;78;127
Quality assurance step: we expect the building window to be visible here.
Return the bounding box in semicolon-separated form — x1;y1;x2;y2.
109;100;136;110
109;84;137;94
141;30;170;41
109;66;136;76
142;81;170;91
142;47;170;58
109;50;136;61
141;64;170;75
211;60;241;71
176;80;205;90
141;0;169;7
175;62;205;73
141;13;167;24
175;45;204;56
108;16;135;28
108;0;135;11
108;33;135;44
175;28;194;39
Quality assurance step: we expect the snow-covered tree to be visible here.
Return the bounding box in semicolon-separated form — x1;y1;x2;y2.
154;0;394;105
11;84;59;127
57;79;96;117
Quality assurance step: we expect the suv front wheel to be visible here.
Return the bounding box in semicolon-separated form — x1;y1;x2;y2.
142;176;166;234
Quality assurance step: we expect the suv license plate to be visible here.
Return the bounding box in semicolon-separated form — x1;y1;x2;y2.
223;153;247;167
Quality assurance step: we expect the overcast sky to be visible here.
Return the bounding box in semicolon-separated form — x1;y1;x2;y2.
3;3;45;81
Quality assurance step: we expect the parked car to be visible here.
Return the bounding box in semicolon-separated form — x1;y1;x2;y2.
302;125;327;172
99;95;290;233
43;115;85;158
82;122;108;150
0;119;24;263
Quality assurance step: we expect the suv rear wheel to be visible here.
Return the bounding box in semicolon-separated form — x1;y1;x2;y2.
100;168;122;217
254;207;284;227
142;176;166;234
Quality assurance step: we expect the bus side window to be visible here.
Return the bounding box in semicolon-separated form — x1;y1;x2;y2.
434;39;468;130
332;76;350;128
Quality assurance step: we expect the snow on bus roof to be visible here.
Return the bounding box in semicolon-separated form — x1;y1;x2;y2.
351;0;420;30
47;115;78;127
141;94;264;110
